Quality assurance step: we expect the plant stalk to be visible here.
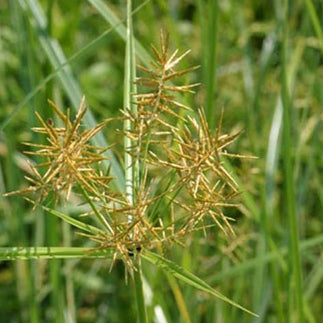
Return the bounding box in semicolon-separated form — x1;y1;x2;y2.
134;258;148;323
281;0;304;321
124;0;148;322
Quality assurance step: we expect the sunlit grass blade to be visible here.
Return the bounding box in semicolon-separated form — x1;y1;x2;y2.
165;272;191;323
0;247;113;260
123;1;148;322
142;250;258;317
264;36;305;323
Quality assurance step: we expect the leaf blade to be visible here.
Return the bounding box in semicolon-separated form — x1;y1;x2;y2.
0;247;112;260
142;250;258;317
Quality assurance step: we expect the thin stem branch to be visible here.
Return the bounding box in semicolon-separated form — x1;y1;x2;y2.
124;1;148;322
134;258;148;323
281;0;304;321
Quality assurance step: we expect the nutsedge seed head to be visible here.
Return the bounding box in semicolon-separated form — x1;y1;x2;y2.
4;96;113;203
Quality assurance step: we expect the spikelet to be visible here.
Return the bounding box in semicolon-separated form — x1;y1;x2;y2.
136;31;199;116
123;30;200;159
149;108;250;236
3;33;253;272
83;173;175;270
116;34;251;265
4;97;114;203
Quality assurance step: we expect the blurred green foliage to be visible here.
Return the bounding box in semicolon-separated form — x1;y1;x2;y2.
0;0;322;322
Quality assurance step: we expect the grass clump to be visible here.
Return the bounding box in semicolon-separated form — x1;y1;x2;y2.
2;0;321;321
3;30;254;319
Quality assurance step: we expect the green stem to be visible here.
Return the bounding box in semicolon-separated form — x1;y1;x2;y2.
281;0;304;321
124;1;147;322
304;0;323;56
124;0;135;210
134;258;148;323
0;247;113;260
198;0;218;129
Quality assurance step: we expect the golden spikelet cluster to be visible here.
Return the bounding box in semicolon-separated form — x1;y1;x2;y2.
122;32;250;240
4;97;113;203
82;173;175;270
4;32;252;271
149;109;246;236
135;31;199;117
123;31;199;157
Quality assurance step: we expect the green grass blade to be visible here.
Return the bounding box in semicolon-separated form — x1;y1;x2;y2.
305;256;323;300
27;199;107;236
142;250;258;317
123;0;136;208
165;272;191;323
281;1;304;321
123;1;148;322
222;159;260;220
208;234;323;283
0;1;149;132
134;260;148;323
304;0;323;55
62;222;76;323
201;0;218;129
88;0;152;65
21;0;125;191
5;3;41;320
264;37;305;323
0;247;113;260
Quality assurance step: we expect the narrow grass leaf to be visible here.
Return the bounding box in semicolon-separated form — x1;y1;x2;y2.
1;1;150;131
27;199;107;236
0;247;112;260
209;234;323;283
304;0;323;55
142;250;258;317
281;1;304;321
21;0;125;191
88;0;152;65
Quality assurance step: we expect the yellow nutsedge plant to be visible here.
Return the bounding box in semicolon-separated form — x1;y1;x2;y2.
3;31;256;317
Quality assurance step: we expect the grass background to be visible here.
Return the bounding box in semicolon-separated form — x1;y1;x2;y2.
0;0;322;322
